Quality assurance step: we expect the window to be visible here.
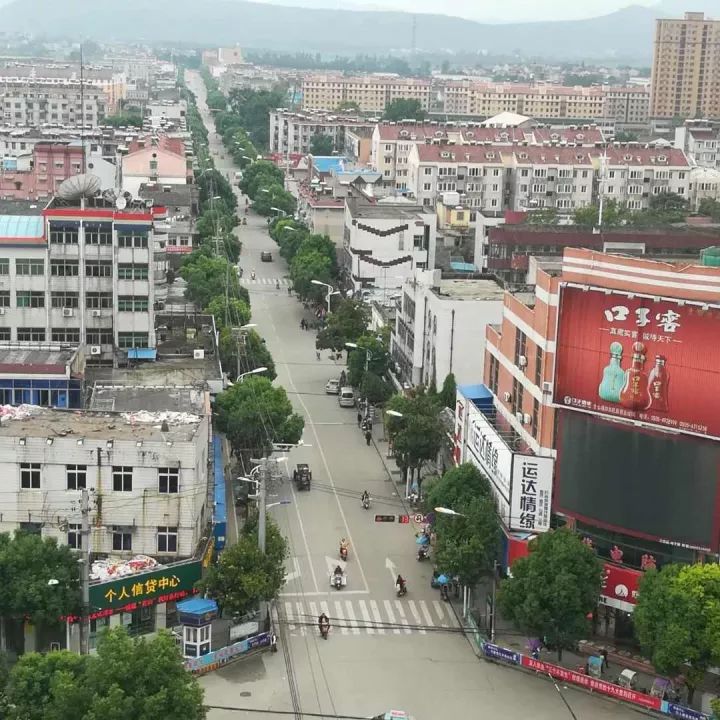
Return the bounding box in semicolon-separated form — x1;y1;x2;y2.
117;296;149;312
118;233;148;248
514;329;527;366
158;467;179;494
0;259;8;275
512;377;524;417
157;526;178;554
488;354;499;395
51;260;79;276
86;261;112;277
66;464;87;490
117;264;148;280
68;523;82;549
16;259;44;276
535;346;544;387
20;462;41;489
423;183;431;191
532;398;540;438
423;167;432;175
86;292;112;309
0;291;8;308
531;183;546;193
112;527;132;551
0;329;9;341
16;291;45;308
49;227;79;244
17;327;45;342
51;292;79;308
52;328;81;343
112;466;133;492
118;332;149;349
86;329;113;345
85;226;112;245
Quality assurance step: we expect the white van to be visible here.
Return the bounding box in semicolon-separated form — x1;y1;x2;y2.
338;387;356;408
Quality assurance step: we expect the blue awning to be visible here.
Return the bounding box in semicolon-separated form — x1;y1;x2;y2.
177;597;218;616
127;348;157;360
449;261;478;273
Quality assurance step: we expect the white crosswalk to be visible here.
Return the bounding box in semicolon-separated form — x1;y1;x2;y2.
282;597;456;637
240;276;290;286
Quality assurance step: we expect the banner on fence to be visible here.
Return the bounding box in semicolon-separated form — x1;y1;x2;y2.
184;632;270;675
482;642;521;665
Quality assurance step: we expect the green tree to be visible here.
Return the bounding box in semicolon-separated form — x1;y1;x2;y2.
5;629;205;720
347;334;389;387
386;388;446;490
205;296;251;331
199;516;287;617
336;100;361;112
438;373;456;409
214;376;304;462
498;529;602;661
290;249;334;301
526;208;559;226
252;182;296;217
181;254;240;309
383;98;426;122
359;371;393;406
309;133;334;155
635;563;720;704
699;198;720;221
239;161;284;199
316;299;369;351
424;462;491;513
206;89;227;112
219;328;277;381
227;86;288;149
434;495;500;587
103;113;142;128
196;168;236;211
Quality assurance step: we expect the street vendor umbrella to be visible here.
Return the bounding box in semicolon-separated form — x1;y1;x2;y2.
436;574;449;585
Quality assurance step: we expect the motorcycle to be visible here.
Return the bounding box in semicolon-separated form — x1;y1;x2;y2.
251;271;256;280
319;621;330;639
396;581;408;598
332;572;345;590
340;545;348;562
440;584;450;602
362;495;370;510
242;217;247;225
417;545;429;561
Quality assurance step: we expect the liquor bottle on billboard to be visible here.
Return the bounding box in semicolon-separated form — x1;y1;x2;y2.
620;342;648;411
646;355;669;412
598;341;625;403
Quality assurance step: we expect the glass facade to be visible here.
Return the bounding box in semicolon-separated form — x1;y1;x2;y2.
0;378;83;408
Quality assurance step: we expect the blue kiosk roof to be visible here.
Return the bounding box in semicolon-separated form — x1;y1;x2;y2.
177;597;218;616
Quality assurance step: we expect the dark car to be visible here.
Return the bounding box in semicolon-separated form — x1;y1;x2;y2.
260;251;273;262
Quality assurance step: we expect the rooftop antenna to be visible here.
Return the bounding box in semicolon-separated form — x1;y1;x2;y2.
80;43;86;174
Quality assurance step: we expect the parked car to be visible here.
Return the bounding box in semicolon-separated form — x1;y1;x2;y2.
325;379;340;394
261;251;273;262
338;387;356;407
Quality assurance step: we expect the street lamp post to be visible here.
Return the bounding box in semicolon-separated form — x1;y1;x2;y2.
237;366;268;382
311;279;338;315
233;323;257;381
344;341;371;372
48;578;72;651
383;408;403;450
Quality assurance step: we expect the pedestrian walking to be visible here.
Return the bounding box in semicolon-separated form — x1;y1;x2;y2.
316;350;321;361
601;648;609;672
357;410;363;427
364;429;372;446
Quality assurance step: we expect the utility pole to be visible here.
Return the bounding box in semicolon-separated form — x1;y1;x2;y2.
490;560;498;643
80;487;91;655
258;457;268;554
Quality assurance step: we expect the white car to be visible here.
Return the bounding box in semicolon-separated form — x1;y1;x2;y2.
325;379;340;395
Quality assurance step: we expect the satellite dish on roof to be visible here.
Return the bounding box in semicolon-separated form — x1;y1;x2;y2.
57;173;102;200
115;196;127;210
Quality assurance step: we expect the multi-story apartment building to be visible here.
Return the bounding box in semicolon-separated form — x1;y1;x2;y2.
0;81;108;127
650;12;720;120
269;109;375;156
406;142;690;217
601;86;651;128
675;119;720;170
343;194;436;295
391;269;504;387
301;74;433;114
0;196;159;363
372;121;605;192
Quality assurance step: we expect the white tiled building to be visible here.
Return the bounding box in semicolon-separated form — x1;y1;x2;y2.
674;120;720;170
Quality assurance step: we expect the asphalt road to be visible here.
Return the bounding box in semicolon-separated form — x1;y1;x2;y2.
186;71;646;720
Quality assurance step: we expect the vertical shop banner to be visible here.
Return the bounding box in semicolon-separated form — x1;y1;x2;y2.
509;455;553;533
600;563;643;613
454;394;466;466
554;285;720;440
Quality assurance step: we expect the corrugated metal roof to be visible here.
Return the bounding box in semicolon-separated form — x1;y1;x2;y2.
0;215;44;239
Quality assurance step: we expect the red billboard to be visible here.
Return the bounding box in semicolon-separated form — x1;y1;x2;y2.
601;563;642;612
555;285;720;440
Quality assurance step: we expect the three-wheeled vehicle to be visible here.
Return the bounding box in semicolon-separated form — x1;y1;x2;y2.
618;669;638;690
293;463;312;490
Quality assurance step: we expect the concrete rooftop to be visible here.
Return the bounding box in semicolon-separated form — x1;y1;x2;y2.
88;385;208;415
435;278;505;301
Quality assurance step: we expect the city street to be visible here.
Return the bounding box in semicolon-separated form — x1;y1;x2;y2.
186;71;645;720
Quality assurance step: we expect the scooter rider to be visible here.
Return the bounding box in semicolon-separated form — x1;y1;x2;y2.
361;490;370;508
318;612;330;638
339;538;349;559
396;573;406;595
334;565;343;577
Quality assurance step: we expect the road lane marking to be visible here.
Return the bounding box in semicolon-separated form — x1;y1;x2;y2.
394;600;412;634
279;590;370;597
407;600;426;634
432;599;448;625
358;600;374;634
296;602;306;636
288;480;319;593
369;600;385;635
345;600;360;635
420;601;434;628
383;600;401;634
285;602;296;633
334;601;348;635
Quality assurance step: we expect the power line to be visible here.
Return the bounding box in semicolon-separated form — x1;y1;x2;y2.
206;707;370;719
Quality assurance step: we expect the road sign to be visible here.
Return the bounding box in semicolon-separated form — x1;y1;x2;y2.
414;513;425;523
398;515;410;524
375;514;395;523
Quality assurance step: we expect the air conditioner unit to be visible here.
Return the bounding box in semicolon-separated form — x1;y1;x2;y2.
193;349;205;360
518;355;527;368
0;307;4;315
515;412;524;423
523;413;532;425
92;309;101;317
62;307;73;317
90;346;102;356
49;642;61;652
502;391;512;402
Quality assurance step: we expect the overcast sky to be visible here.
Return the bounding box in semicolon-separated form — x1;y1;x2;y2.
252;0;659;22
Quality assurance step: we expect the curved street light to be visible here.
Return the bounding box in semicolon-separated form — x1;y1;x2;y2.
237;367;268;382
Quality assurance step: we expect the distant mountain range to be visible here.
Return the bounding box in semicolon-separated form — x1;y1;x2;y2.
0;0;715;60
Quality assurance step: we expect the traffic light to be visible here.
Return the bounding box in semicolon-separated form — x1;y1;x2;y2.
374;514;395;523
